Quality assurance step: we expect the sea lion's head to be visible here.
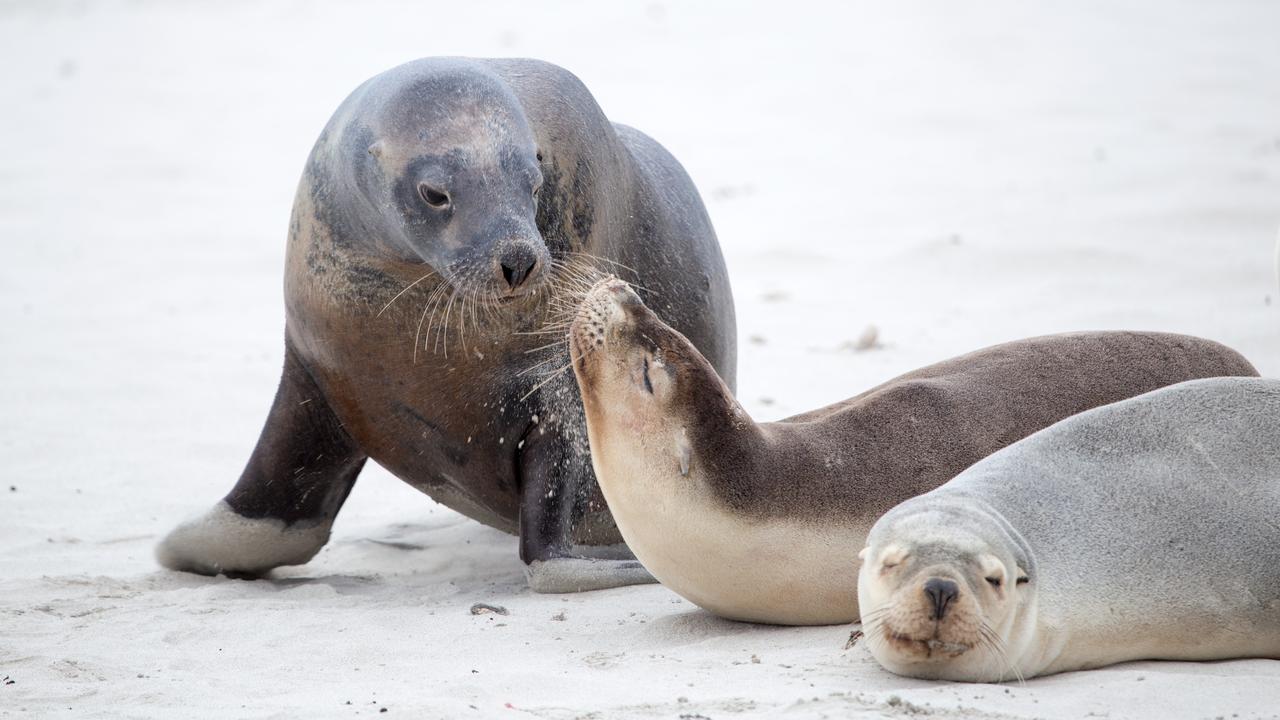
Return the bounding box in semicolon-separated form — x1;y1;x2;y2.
856;498;1037;682
355;64;550;303
569;277;738;486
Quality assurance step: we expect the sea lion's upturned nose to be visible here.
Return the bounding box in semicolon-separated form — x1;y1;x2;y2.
499;245;539;291
923;578;959;621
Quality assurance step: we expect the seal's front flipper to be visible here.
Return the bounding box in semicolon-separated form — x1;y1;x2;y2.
516;418;656;593
526;557;655;593
156;344;366;577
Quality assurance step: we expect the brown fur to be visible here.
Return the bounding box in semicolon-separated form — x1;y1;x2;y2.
570;281;1258;624
589;290;1258;524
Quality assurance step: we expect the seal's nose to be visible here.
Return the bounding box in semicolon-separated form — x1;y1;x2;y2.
499;246;539;291
923;578;959;621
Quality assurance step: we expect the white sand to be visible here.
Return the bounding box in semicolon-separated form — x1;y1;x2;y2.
3;1;1279;717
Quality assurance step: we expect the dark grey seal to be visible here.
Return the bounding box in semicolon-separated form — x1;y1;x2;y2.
156;58;737;592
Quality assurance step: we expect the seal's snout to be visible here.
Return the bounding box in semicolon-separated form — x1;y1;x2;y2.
586;276;642;311
497;243;542;293
923;577;960;620
570;277;641;361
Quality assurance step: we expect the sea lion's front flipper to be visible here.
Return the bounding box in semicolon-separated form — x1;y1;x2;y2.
155;342;366;577
516;417;656;593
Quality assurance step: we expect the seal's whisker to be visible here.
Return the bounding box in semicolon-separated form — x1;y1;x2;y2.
437;289;460;357
518;361;574;403
859;607;889;622
554;260;605;283
474;288;490;333
547;288;590;305
514;328;575;337
456;291;470;355
556;256;660;297
544;305;585;322
973;631;1003;682
528;322;573;336
412;281;449;365
977;622;1023;686
546;278;597;303
422;280;453;359
545;295;582;310
516;355;566;378
463;292;477;350
378;269;438;318
550;260;608;290
523;339;569;355
563;250;639;277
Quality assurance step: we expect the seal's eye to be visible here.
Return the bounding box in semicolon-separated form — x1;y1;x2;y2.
642;357;654;394
535;150;544;162
1016;576;1030;585
986;577;1002;589
418;183;450;210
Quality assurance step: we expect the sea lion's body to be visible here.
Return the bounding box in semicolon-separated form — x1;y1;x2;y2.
858;377;1280;680
570;280;1257;624
157;58;736;591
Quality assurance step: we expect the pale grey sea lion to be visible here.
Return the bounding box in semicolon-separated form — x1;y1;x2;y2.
859;377;1280;680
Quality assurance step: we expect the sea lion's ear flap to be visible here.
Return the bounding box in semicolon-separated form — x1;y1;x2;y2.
367;141;385;158
858;546;871;561
675;428;691;477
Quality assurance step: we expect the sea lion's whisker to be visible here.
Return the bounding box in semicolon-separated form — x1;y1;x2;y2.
412;285;444;365
423;282;453;358
531;322;573;336
514;329;575;336
518;361;574;402
523;339;569;355
378;269;438;318
516;355;566;378
550;261;607;289
456;291;470;355
555;261;604;281
564;250;639;277
977;622;1022;686
557;258;659;297
465;292;479;346
437;291;460;357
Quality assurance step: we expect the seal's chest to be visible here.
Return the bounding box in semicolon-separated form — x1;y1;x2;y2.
597;457;863;625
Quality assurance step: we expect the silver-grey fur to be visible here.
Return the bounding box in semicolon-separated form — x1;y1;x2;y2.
860;377;1280;680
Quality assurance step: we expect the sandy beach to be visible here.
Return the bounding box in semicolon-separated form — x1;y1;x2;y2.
2;1;1279;717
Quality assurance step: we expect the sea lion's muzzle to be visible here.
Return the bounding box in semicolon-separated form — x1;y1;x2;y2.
570;278;651;381
923;577;960;620
496;243;542;294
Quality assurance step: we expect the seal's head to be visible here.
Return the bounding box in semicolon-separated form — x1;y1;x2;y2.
857;499;1037;682
569;277;738;484
355;62;550;302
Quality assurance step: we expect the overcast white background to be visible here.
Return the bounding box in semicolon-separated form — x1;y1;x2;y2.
3;1;1279;718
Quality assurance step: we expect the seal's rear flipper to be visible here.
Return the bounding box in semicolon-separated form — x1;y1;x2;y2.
525;558;656;593
156;343;366;577
155;501;329;577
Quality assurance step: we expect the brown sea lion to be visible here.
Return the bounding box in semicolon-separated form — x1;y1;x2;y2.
569;279;1257;624
156;58;737;592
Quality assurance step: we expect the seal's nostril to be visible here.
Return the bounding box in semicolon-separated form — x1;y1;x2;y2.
499;249;538;290
923;578;960;621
